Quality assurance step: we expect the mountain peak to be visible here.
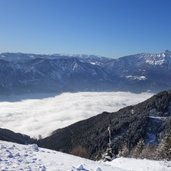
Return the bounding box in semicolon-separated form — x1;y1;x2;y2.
164;49;171;55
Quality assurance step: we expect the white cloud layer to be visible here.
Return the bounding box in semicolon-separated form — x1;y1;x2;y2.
0;92;153;138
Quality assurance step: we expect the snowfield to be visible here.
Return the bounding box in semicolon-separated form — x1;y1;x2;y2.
109;158;171;171
0;140;125;171
0;92;153;138
0;141;171;171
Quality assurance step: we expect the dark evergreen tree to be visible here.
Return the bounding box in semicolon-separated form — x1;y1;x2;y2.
103;125;114;161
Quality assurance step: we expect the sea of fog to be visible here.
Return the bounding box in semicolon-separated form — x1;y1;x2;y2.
0;91;153;138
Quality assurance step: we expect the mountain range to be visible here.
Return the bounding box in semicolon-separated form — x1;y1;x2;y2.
0;50;171;161
0;50;171;94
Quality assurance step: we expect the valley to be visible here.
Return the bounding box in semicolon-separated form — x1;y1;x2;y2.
0;91;152;138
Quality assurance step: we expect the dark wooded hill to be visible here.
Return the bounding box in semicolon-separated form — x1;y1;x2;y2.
38;90;171;160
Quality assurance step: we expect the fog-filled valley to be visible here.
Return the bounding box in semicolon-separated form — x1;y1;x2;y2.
0;91;153;138
1;1;171;170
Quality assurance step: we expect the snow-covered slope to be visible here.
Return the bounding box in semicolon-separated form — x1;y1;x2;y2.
0;140;124;171
109;157;171;171
0;140;171;171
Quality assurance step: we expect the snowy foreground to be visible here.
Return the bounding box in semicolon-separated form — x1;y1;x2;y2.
0;141;124;171
0;141;171;171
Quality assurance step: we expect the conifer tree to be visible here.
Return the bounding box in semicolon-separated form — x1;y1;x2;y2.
103;125;114;161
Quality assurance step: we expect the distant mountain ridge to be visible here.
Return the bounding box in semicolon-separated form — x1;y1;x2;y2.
0;50;171;94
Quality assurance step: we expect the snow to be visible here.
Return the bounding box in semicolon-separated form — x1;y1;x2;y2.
0;140;124;171
29;55;35;59
149;116;167;121
146;59;165;65
90;62;99;65
162;53;166;58
72;63;79;70
145;54;165;65
0;92;152;138
109;157;171;171
126;75;147;81
0;140;171;171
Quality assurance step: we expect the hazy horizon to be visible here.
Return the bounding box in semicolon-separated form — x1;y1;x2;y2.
0;49;170;60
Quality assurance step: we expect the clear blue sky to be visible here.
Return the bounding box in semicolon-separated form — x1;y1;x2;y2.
0;0;170;58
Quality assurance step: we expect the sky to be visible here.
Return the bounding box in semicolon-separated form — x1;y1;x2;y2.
0;0;170;58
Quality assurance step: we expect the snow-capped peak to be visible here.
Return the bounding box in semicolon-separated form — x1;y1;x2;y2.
140;51;171;65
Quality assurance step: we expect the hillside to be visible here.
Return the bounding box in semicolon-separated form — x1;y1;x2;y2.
0;90;171;161
38;90;171;160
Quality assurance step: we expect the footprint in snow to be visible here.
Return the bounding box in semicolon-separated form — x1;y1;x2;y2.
71;164;89;171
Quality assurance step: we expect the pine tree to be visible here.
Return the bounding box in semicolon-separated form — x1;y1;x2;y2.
103;125;114;161
156;135;171;160
133;139;144;158
118;143;129;157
